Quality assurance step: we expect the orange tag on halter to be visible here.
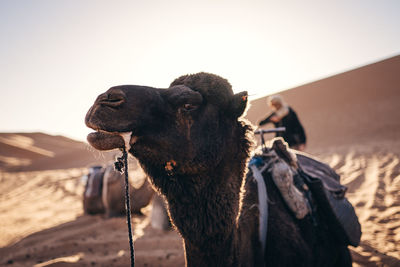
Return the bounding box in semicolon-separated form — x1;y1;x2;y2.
165;160;177;171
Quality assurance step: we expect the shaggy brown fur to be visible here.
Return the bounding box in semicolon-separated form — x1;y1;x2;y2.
85;72;351;266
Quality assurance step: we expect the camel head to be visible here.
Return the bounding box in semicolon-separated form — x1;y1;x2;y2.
86;72;250;189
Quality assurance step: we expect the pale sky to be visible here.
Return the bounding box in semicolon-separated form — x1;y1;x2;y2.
1;0;399;141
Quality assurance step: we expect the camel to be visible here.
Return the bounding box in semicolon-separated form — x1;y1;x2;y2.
85;72;353;266
102;163;154;217
83;163;154;216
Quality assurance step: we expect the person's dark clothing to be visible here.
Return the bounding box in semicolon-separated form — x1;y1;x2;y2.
259;107;306;148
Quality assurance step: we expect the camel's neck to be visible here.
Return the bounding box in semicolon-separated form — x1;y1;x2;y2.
184;231;238;266
141;123;252;265
167;161;243;265
163;135;249;265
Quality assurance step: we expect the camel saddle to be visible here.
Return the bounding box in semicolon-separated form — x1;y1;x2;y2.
253;138;362;247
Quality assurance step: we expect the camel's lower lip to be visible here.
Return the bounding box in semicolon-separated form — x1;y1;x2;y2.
87;131;125;151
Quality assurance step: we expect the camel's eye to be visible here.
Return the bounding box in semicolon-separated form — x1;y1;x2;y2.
180;103;199;112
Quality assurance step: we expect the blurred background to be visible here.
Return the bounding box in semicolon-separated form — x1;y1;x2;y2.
1;1;400;266
1;0;399;141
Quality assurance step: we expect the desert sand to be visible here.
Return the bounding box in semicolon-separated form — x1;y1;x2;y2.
1;56;399;266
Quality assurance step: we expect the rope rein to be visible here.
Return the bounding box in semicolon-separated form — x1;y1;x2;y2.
115;148;135;267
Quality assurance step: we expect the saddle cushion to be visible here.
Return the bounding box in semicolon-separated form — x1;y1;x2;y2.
271;138;362;247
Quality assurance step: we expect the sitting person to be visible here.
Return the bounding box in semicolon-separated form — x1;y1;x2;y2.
259;94;306;151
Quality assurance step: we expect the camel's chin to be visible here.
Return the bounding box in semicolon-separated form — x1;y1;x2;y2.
87;131;125;151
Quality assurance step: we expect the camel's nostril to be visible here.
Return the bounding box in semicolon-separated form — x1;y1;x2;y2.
108;98;124;103
99;99;125;108
99;93;126;108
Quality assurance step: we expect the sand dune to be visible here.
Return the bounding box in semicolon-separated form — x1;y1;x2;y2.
1;56;399;266
315;141;400;266
246;55;400;150
0;168;184;267
0;169;85;248
0;132;115;172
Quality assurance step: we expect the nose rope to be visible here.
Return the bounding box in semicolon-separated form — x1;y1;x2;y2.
115;148;135;267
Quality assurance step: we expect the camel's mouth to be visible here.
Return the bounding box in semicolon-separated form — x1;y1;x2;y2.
87;130;132;151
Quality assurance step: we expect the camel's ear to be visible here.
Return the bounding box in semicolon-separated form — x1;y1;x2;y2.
229;91;248;118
